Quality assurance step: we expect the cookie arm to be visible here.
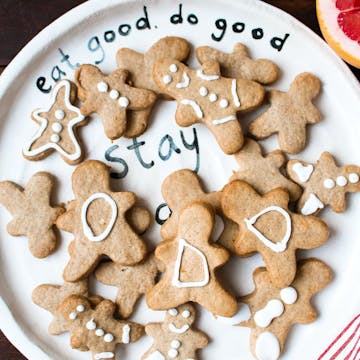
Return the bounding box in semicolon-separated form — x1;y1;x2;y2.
0;181;24;215
248;107;278;139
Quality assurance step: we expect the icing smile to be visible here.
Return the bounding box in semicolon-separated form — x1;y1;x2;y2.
168;323;190;334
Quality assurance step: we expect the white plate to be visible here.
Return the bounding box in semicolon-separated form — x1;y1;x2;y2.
0;0;359;359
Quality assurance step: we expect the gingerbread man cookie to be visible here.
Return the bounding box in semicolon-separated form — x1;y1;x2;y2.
95;254;160;318
60;295;144;359
287;152;360;215
230;138;302;201
238;259;332;360
221;181;329;287
23;80;88;165
147;201;237;317
142;303;208;360
56;160;147;282
196;43;280;84
75;64;156;140
248;72;322;154
153;58;265;154
0;172;64;258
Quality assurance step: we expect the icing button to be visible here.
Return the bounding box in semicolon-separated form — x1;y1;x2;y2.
171;340;181;349
104;333;114;343
50;134;60;143
55;109;65;120
97;81;108;93
86;319;97;330
168;349;178;358
199;87;208;96
336;176;347;187
209;93;217;102
349;173;359;184
220;99;229;108
95;328;105;337
52;122;63;133
109;89;120;100
323;178;335;189
119;97;129;108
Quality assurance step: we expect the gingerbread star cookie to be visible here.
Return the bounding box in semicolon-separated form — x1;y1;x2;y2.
230;138;302;201
161;169;238;252
196;43;280;84
0;172;64;258
287;151;360;215
153;58;265;154
238;258;332;360
60;295;144;359
221;181;329;287
75;64;156;140
95;254;160;318
23;80;88;165
142;303;208;360
56;160;147;282
147;201;238;317
248;72;322;154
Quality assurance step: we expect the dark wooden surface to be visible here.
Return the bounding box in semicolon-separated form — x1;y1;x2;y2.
0;0;359;359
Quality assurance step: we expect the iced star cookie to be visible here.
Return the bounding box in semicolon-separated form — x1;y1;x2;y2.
248;72;322;154
230;138;302;201
153;58;265;154
75;64;156;140
221;181;329;287
161;169;238;252
23;80;88;165
0;172;64;258
147;201;238;317
238;259;332;360
56;160;147;282
196;43;280;84
142;303;208;360
287;152;360;215
60;295;144;359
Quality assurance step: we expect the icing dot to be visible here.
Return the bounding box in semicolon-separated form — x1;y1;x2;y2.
182;310;190;318
349;173;359;184
280;287;298;305
86;319;97;330
95;329;105;337
119;97;129;108
55;109;65;120
69;312;77;320
168;308;178;316
199;87;208;96
255;331;280;360
50;134;60;143
104;333;114;343
97;81;108;93
52;122;63;133
168;349;178;358
76;304;85;312
109;89;119;100
220;99;229;108
323;178;335;189
169;64;178;73
171;340;181;349
163;75;172;84
336;176;347;187
209;93;217;102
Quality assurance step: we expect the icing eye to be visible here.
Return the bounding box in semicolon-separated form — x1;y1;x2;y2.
95;328;105;337
209;93;217;102
110;89;120;100
118;97;129;108
69;312;77;320
104;333;114;343
97;81;108;93
182;310;191;318
163;75;172;84
199;87;208;96
349;173;359;183
168;308;178;316
220;99;229;108
86;319;97;330
76;304;85;312
55;109;65;120
169;64;178;73
336;176;347;187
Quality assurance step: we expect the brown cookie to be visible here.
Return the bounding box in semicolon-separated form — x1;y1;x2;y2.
196;43;280;84
230;138;302;201
153;58;265;154
287;152;360;215
23;80;88;165
147;201;237;317
60;295;144;359
221;181;329;287
75;64;156;140
142;303;208;360
56;160;147;282
248;72;322;154
161;169;238;252
0;172;64;258
95;254;160;319
238;259;332;360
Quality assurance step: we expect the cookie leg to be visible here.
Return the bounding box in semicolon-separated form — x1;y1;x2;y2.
124;107;153;138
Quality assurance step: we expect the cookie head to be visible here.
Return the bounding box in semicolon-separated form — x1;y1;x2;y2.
60;295;91;322
290;72;321;101
165;304;196;330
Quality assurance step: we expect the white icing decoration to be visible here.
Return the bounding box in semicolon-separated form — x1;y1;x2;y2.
81;193;118;242
104;333;114;343
55;109;65;120
324;178;335;189
76;305;85;312
292;162;314;183
176;72;190;88
254;299;284;328
280;287;298;305
86;319;96;330
244;206;291;253
95;328;105;337
169;64;178;73
301;193;324;215
171;340;181;349
172;238;209;288
168;323;190;334
163;75;172;84
109;89;119;100
182;310;190;318
336;175;347;187
52;122;62;133
122;324;131;343
219;99;229;108
144;351;166;360
168;308;178;316
119;96;129;108
209;93;218;102
168;349;178;358
199;86;208;96
97;82;108;93
212;115;236;125
349;173;359;183
23;80;85;161
231;79;241;107
94;352;115;360
69;312;77;320
196;69;219;81
180;99;203;119
255;331;280;360
50;134;60;143
216;302;251;325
